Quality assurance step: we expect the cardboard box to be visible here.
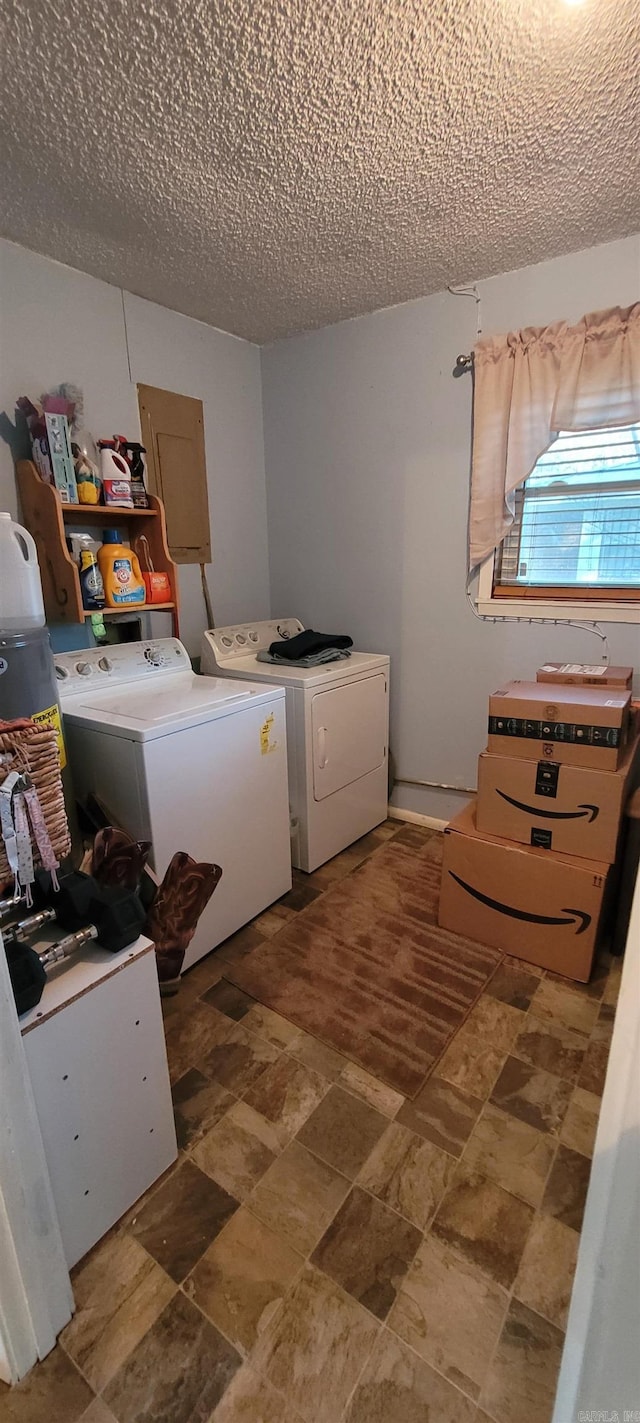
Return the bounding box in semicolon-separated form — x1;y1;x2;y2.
537;662;633;689
439;800;609;981
488;681;630;770
477;735;640;862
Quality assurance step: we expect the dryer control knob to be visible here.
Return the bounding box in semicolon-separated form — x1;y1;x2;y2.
55;665;69;680
76;661;92;676
98;657;113;672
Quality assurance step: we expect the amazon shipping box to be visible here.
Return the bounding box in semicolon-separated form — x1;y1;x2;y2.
476;734;640;863
487;681;630;770
439;799;610;980
537;662;633;689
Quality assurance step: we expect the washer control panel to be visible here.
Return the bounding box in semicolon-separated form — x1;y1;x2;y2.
207;619;304;664
55;638;191;697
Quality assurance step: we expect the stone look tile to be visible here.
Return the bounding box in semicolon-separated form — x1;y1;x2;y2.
296;1084;387;1178
436;996;523;1098
388;1234;508;1401
486;962;541;1011
79;1400;119;1423
514;1014;587;1083
202;1021;280;1094
0;1348;93;1423
311;1185;421;1321
180;952;225;999
514;1214;579;1329
578;1022;611;1096
337;1062;405;1117
252;903;298;936
279;881;325;913
242;1003;299;1049
129;1157;238;1282
480;1299;564;1423
225;1098;284;1156
192;1110;276;1200
531;978;599;1037
542;1143;592;1231
344;1326;476;1423
560;1086;601;1158
243;1055;329;1149
251;1262;379;1423
396;1075;483;1157
203;980;257;1020
185;1207;302;1355
358;1120;456;1230
490;1055;573;1135
61;1232;176;1392
432;1167;534;1288
164;1000;233;1081
462;1104;556;1208
103;1292;240;1423
249;1139;350;1255
287;1028;347;1080
171;1067;235;1150
215;925;267;967
212;1363;303;1422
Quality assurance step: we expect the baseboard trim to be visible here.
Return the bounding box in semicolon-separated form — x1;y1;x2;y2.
387;807;448;832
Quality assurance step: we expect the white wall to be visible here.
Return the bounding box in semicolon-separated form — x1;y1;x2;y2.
0;240;270;656
262;236;640;821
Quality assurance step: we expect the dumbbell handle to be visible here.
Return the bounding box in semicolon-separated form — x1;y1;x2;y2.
7;907;57;941
39;926;98;968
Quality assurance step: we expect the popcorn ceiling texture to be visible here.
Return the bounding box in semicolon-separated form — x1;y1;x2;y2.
1;0;639;343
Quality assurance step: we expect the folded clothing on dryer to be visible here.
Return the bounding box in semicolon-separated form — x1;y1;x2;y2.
258;647;352;668
268;629;353;661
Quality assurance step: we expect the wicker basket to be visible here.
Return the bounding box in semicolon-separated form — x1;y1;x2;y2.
0;718;71;891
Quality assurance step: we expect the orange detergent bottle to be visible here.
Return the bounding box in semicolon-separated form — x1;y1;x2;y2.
97;529;146;607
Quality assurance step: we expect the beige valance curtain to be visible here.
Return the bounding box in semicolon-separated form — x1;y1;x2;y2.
468;302;640;569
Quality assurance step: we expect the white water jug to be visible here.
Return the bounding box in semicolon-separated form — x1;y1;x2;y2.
0;513;46;632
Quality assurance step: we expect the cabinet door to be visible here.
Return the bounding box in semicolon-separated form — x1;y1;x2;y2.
137;384;211;564
312;674;387;801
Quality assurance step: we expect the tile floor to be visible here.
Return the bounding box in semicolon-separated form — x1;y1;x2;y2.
1;819;622;1423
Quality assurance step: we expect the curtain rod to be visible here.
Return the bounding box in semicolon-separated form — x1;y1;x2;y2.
453;353;473;377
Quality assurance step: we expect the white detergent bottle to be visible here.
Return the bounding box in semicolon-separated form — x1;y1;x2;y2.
0;513;46;632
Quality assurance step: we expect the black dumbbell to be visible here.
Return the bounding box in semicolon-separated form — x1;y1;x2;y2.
4;889;146;1017
6;872;103;941
5;938;47;1016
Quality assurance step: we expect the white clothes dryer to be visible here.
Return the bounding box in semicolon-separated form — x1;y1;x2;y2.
56;638;291;970
201;619;389;872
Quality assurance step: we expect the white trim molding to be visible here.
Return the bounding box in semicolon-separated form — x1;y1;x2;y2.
476;554;640;624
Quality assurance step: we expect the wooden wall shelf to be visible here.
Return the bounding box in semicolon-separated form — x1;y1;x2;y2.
16;461;180;631
61;504;158;521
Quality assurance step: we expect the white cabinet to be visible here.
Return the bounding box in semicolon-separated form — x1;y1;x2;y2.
20;939;177;1269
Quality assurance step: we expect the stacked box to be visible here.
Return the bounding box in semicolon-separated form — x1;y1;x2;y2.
439;669;637;982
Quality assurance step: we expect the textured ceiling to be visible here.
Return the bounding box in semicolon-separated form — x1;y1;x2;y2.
1;0;639;343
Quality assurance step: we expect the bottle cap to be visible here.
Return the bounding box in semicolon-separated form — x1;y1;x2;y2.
102;529;121;542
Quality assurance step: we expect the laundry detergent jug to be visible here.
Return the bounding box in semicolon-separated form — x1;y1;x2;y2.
0;513;46;632
98;530;146;607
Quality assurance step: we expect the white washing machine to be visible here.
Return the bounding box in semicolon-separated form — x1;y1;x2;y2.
201;619;389;872
56;638;291;971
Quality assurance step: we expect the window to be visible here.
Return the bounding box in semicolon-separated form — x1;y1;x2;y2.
477;424;640;621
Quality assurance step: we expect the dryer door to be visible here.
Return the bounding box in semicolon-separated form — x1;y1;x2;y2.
312;674;387;801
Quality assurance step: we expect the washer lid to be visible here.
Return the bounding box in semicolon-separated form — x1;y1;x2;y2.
61;671;284;740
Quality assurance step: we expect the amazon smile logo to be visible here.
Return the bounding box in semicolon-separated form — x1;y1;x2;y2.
496;790;599;823
448;872;592;935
